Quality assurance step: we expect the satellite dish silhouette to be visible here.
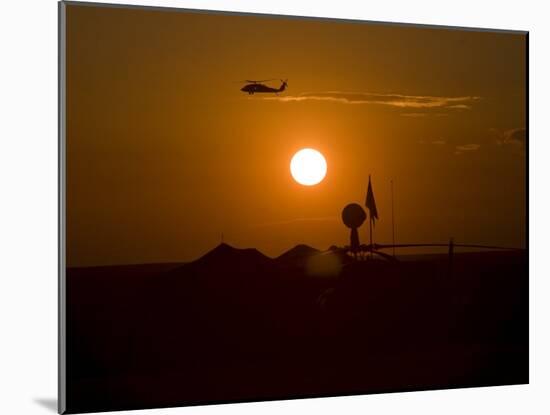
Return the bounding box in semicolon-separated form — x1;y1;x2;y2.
342;203;367;228
342;203;367;254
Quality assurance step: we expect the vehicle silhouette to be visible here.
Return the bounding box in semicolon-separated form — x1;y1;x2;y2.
241;79;288;95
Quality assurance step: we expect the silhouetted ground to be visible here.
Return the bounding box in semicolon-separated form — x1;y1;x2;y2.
65;245;528;413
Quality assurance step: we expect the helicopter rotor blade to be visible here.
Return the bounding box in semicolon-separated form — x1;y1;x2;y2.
244;79;277;83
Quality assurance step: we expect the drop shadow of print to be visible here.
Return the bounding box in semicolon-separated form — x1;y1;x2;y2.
34;398;57;413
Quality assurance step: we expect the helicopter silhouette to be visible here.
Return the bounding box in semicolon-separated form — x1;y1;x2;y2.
241;79;288;95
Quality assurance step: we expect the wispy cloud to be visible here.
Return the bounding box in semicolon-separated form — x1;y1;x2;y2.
499;128;527;147
401;113;428;118
252;216;338;228
455;143;481;155
419;139;447;145
401;112;449;118
447;104;471;109
489;127;526;154
456;144;480;151
262;91;481;110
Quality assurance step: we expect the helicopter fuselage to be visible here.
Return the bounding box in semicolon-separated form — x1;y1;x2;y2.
241;81;287;95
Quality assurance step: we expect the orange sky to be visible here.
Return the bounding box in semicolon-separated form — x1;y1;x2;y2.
65;3;527;267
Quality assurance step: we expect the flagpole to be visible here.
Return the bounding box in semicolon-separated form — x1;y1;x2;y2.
366;174;378;259
391;179;395;258
369;217;373;258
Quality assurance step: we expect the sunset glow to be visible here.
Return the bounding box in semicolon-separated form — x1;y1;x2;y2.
290;148;327;186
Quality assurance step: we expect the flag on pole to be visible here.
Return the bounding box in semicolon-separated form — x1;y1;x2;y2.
365;175;378;225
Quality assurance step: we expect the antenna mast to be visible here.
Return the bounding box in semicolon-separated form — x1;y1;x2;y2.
391;179;396;258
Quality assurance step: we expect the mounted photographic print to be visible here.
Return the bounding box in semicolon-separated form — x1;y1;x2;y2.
58;1;528;413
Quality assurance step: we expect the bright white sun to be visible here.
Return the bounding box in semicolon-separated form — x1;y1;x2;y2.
290;148;327;186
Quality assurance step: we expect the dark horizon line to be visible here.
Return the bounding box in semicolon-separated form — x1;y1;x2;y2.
66;241;526;269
